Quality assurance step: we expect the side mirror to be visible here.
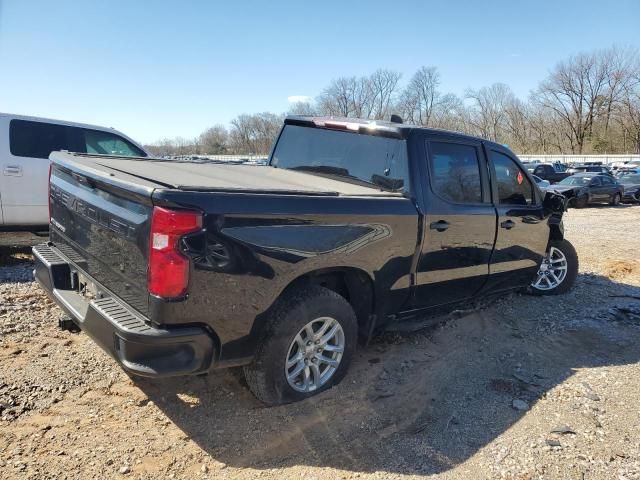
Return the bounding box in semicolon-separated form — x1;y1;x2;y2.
543;190;566;213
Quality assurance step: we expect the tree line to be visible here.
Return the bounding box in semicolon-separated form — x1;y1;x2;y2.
145;45;640;157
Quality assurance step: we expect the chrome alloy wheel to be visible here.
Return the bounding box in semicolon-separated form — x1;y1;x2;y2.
531;246;568;291
285;317;345;393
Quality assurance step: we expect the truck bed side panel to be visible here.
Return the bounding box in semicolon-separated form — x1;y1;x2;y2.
151;189;420;364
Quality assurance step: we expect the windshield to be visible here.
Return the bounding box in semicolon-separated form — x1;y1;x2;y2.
271;125;410;192
618;174;640;184
559;176;591;186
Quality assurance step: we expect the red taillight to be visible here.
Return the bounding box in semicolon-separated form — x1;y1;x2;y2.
148;206;202;298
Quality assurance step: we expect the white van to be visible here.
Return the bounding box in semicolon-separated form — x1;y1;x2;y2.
0;113;148;231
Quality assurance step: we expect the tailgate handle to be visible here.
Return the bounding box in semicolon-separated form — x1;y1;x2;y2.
3;165;22;176
429;220;450;232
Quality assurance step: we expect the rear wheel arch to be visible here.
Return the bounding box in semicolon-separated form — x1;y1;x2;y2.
278;267;375;336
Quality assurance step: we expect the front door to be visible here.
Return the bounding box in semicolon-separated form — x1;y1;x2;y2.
413;138;497;308
483;148;549;292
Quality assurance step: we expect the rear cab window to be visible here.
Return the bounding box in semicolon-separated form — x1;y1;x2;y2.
270;125;410;193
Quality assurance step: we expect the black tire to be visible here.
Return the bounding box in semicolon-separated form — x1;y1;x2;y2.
528;239;579;296
243;285;357;406
574;195;588;208
610;193;621;206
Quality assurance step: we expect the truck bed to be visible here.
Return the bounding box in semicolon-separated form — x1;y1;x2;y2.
50;152;402;197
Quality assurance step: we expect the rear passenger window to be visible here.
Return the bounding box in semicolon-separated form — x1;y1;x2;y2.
82;129;145;157
491;151;534;206
9;120;79;159
429;142;483;203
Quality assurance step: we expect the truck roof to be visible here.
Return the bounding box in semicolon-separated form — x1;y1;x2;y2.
285;115;506;148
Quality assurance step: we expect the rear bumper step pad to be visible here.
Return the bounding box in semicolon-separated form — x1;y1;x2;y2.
33;243;215;377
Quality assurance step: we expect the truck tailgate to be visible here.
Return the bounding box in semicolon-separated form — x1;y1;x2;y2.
48;157;155;317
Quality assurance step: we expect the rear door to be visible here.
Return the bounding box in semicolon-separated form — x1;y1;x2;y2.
599;175;618;200
587;176;606;201
483;148;548;292
413;136;496;308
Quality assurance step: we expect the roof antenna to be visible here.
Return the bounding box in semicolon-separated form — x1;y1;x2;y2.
389;114;403;124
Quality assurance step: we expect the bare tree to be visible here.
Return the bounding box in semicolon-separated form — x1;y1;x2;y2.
465;83;514;142
617;68;640;153
533;49;613;153
288;101;316;116
317;77;358;117
199;125;229;154
230;112;283;154
368;69;402;119
398;66;441;126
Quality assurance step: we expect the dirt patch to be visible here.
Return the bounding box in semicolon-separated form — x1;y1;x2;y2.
604;259;640;280
1;206;640;479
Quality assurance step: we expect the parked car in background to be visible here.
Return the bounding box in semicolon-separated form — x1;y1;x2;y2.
617;172;640;203
616;166;640;175
0;113;148;232
611;160;640;172
553;173;623;208
532;175;551;191
565;164;613;176
530;163;571;184
34;116;575;405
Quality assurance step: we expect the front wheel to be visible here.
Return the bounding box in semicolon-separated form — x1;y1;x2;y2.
529;239;579;295
243;285;357;405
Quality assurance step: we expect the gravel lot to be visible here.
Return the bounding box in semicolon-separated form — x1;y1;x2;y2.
1;205;639;480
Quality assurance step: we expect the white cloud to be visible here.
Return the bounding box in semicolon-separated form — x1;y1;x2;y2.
287;95;313;104
509;53;522;58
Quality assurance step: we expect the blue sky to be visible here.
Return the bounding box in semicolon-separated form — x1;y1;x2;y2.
1;0;639;144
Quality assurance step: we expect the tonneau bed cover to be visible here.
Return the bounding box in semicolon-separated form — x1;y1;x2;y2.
50;151;403;197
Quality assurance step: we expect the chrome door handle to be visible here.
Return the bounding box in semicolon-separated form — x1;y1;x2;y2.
429;220;450;232
3;165;23;176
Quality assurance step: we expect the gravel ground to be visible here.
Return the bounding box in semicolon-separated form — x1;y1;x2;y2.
1;205;639;480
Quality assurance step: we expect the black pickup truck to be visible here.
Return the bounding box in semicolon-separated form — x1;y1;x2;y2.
34;116;577;405
529;163;571;184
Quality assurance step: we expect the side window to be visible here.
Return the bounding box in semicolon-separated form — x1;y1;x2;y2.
9;120;78;159
491;151;534;206
429;142;483;203
534;166;544;175
82;129;146;157
600;176;613;185
590;177;602;186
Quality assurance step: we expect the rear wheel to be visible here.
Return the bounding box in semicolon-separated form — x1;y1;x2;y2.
610;193;621;206
529;239;578;295
243;285;357;405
